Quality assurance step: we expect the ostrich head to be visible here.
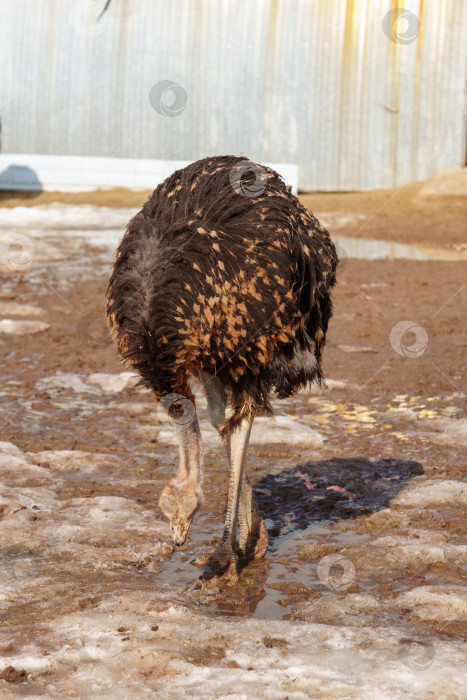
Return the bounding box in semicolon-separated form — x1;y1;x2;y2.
159;479;202;545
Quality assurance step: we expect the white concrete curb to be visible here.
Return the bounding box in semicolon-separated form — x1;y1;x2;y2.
0;154;299;194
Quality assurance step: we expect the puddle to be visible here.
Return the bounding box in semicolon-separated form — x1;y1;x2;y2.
333;234;467;261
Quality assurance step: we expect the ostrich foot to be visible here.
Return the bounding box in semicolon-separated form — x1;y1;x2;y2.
194;543;239;588
238;518;269;560
193;554;211;567
193;538;219;567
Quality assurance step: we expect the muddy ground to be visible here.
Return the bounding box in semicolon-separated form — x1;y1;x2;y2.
0;169;466;698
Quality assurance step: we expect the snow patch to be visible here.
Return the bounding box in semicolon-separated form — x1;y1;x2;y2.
87;372;139;392
294;593;380;624
0;302;46;316
393;479;467;507
35;371;141;395
150;414;325;449
35;372;100;395
337;344;377;353
393;586;467;621
0;204;135;230
0;319;49;335
422;418;467;446
252;415;324;448
0;441;466;698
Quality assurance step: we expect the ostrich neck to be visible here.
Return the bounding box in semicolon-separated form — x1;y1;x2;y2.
178;412;203;487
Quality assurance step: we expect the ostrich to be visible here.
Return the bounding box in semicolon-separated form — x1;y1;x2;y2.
106;155;337;581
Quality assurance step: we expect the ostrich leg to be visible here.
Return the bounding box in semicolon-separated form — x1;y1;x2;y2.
200;373;268;561
158;405;203;546
203;413;253;578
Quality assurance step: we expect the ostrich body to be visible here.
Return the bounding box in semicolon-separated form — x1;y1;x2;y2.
107;155;337;580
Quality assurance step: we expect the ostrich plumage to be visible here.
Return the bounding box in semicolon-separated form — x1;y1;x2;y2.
106;155;337;581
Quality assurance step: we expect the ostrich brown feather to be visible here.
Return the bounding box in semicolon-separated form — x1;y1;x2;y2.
106;155;337;437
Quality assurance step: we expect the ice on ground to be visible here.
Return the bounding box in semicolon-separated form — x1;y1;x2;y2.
315;211;367;229
362;508;411;533
1;440;466;698
421;418;467;446
0;229;66;269
28;449;120;475
120;401;155;416
149;414;325;450
324;378;347;389
0;302;46;316
1;600;465;699
0;444;169;581
0;204;135;230
0;319;49;335
294;585;466;647
87;372;139;392
35;372;101;395
294;593;381;625
35;371;140;396
341;531;466;575
294;377;349;396
252;415;324;447
392;587;467;621
0;441;56;484
392;479;467;506
337;344;378;353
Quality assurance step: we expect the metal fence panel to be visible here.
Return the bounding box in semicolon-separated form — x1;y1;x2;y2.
1;0;466;190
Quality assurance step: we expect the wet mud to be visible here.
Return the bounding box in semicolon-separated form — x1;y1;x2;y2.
0;182;466;697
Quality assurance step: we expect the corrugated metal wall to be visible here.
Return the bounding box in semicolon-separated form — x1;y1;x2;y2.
1;0;466;190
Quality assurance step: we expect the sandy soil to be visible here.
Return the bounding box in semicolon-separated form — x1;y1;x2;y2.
0;171;466;698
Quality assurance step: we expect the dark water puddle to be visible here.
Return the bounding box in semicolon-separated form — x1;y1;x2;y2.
254;456;423;547
153;456;424;619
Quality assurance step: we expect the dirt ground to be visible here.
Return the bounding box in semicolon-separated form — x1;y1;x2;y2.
0;169;466;698
1;166;466;246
